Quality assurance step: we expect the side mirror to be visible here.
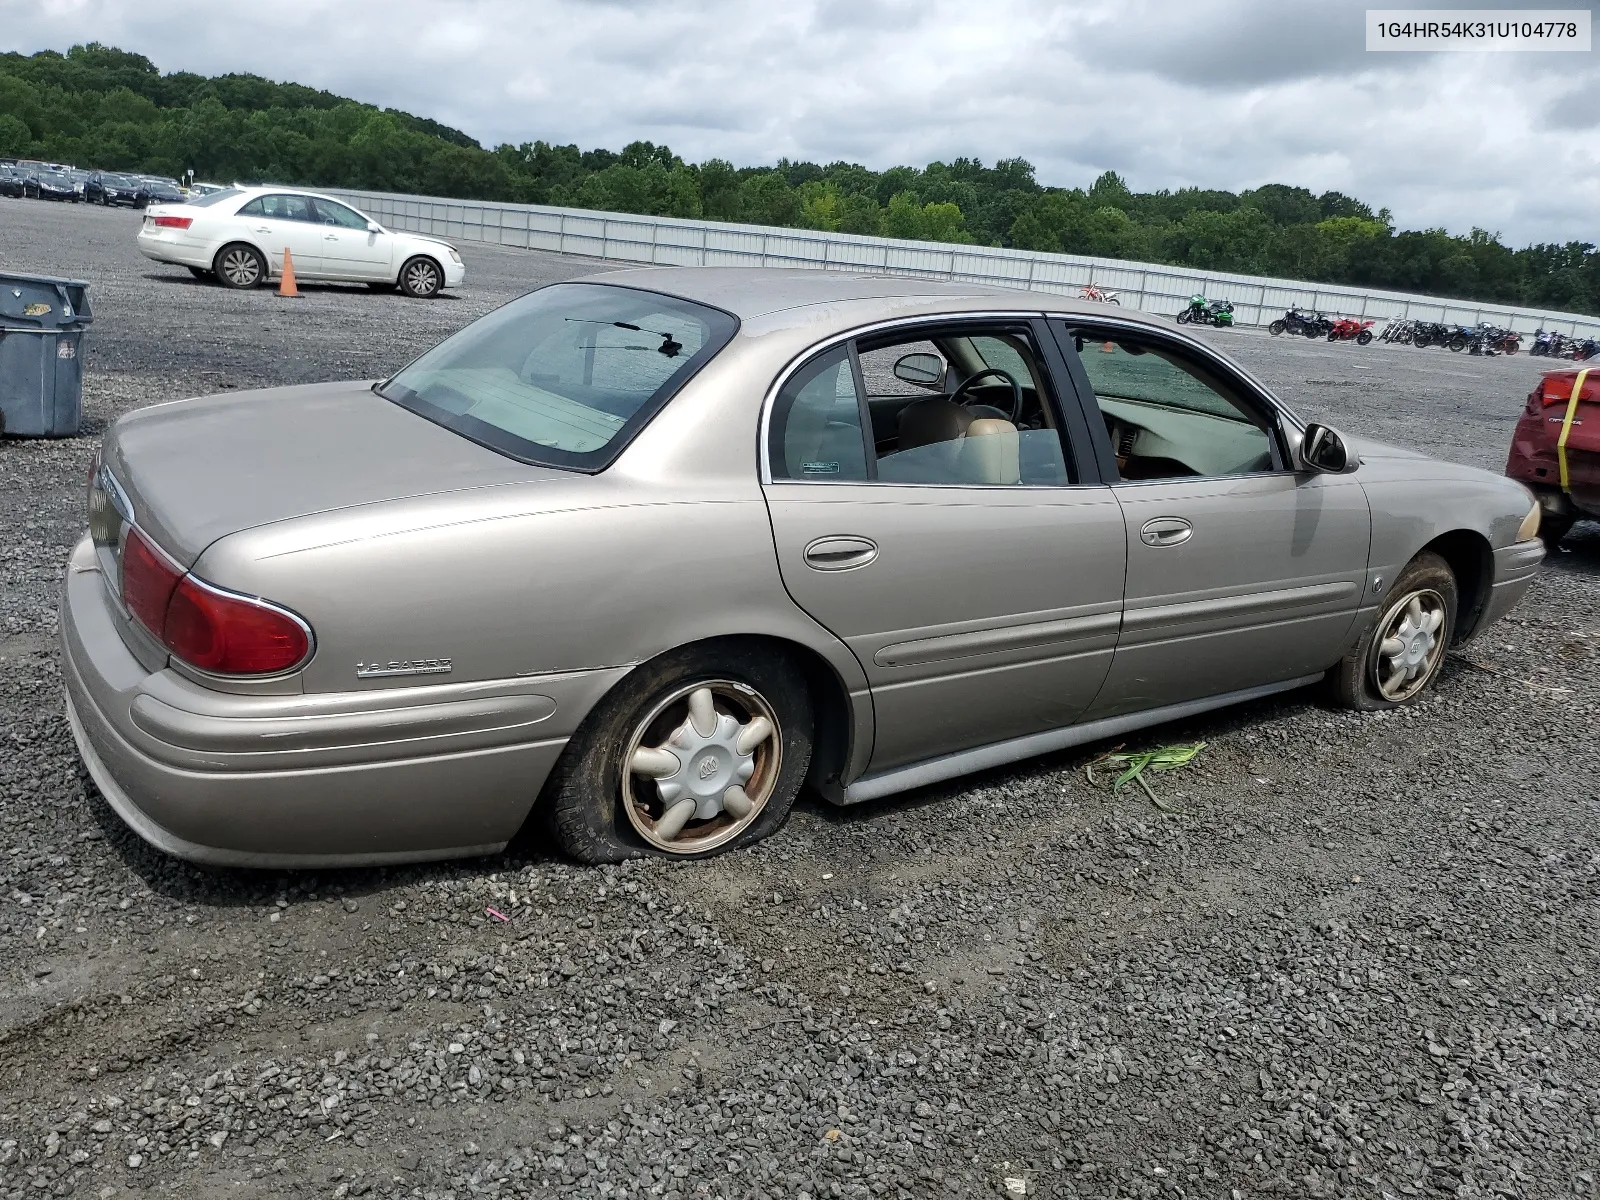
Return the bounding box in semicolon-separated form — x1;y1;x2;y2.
1297;422;1359;473
893;352;946;389
367;222;381;234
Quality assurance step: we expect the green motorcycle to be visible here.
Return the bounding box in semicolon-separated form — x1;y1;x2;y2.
1176;294;1235;327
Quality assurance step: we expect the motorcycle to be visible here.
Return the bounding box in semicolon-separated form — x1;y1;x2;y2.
1410;321;1444;348
1327;317;1376;345
1177;294;1234;327
1079;284;1121;305
1466;324;1520;356
1378;319;1415;344
1529;329;1564;357
1572;336;1600;361
1268;307;1324;338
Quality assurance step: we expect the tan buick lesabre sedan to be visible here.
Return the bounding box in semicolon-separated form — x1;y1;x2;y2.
60;269;1546;867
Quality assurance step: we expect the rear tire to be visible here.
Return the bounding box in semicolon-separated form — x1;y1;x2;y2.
1448;334;1468;352
398;256;443;298
1356;329;1373;345
1326;552;1457;711
213;243;266;289
543;641;813;863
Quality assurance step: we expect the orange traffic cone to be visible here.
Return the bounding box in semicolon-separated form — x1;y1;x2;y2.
277;248;300;298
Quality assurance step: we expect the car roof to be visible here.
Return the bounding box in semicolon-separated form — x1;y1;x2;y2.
586;265;1147;326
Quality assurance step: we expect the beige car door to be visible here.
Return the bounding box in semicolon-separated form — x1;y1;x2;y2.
761;327;1127;776
1055;324;1371;718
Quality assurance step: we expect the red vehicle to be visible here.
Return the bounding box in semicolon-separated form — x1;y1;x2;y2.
1506;366;1597;547
1327;317;1375;344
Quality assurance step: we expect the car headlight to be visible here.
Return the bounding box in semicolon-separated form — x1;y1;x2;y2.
1516;500;1541;542
447;247;462;264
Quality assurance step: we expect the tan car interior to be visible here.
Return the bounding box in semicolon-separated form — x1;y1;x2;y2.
865;329;1061;486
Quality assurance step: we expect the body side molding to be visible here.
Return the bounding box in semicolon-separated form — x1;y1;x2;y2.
839;674;1323;805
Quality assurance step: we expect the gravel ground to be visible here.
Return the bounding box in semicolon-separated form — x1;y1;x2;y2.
2;197;1598;1200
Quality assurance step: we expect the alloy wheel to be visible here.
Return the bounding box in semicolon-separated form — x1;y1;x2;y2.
622;681;781;855
403;259;441;296
220;248;261;287
1371;589;1446;702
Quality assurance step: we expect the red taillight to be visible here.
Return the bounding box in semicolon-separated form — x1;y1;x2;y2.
162;578;310;675
152;215;192;230
120;527;183;635
119;526;311;675
1542;372;1598;407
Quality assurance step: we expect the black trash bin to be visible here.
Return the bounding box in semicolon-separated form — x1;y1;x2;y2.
0;272;93;437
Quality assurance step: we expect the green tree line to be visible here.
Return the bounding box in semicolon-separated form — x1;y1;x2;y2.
4;44;1597;317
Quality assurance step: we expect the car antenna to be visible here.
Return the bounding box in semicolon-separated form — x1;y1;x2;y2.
564;317;683;358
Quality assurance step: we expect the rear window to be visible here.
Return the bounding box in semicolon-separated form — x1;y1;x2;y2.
190;187;243;207
379;282;737;471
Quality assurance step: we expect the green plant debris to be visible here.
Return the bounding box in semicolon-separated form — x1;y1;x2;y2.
1085;742;1206;812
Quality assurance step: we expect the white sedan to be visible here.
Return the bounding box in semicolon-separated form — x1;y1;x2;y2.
135;185;466;297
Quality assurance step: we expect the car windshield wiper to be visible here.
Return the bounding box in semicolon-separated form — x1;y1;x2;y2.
564;318;683;358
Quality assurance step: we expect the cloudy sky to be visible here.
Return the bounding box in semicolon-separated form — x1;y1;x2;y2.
6;0;1599;245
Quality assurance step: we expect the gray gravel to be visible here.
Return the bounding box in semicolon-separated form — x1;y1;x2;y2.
2;196;1599;1200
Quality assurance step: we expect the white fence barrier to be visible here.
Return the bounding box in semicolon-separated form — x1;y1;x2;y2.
324;187;1600;339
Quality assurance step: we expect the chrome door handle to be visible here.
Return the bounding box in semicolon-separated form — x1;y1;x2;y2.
324;233;339;240
1139;517;1193;547
803;535;878;571
251;226;271;233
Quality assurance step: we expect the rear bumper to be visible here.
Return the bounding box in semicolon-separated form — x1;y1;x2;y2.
59;535;626;867
1478;538;1545;631
135;232;211;269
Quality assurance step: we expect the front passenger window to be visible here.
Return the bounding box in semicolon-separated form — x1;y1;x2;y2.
1069;335;1276;481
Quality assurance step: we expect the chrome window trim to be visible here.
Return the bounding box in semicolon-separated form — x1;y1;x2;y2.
758;309;1097;490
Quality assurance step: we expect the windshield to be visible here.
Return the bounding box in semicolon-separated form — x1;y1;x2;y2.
380;282;737;471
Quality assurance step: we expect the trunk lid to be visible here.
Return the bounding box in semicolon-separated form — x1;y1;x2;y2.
101;380;567;567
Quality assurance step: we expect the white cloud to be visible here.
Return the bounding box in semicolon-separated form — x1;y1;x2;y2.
5;0;1597;244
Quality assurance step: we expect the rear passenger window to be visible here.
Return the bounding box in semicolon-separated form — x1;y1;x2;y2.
238;194;312;222
768;347;869;481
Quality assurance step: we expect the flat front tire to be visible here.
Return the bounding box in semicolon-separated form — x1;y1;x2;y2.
1326;551;1457;710
213;243;265;289
398;256;443;298
544;642;814;863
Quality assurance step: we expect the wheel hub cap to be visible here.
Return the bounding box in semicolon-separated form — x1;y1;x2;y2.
1374;591;1445;701
625;684;779;852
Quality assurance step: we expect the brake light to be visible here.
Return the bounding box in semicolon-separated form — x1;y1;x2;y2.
152;215;192;230
121;527;183;635
1542;372;1598;406
162;578;310;675
119;526;311;674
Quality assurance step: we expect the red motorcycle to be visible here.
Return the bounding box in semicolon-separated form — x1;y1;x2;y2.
1327;317;1375;345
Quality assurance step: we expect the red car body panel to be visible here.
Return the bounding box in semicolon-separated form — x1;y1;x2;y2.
1506;368;1600;518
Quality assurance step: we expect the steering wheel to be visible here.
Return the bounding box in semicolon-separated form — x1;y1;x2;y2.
949;368;1022;423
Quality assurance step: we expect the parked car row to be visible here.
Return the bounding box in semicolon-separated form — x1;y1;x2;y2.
0;159;198;207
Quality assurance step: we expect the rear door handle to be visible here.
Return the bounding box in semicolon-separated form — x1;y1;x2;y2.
324;233;339;240
803;535;878;571
1140;517;1193;547
251;226;271;233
